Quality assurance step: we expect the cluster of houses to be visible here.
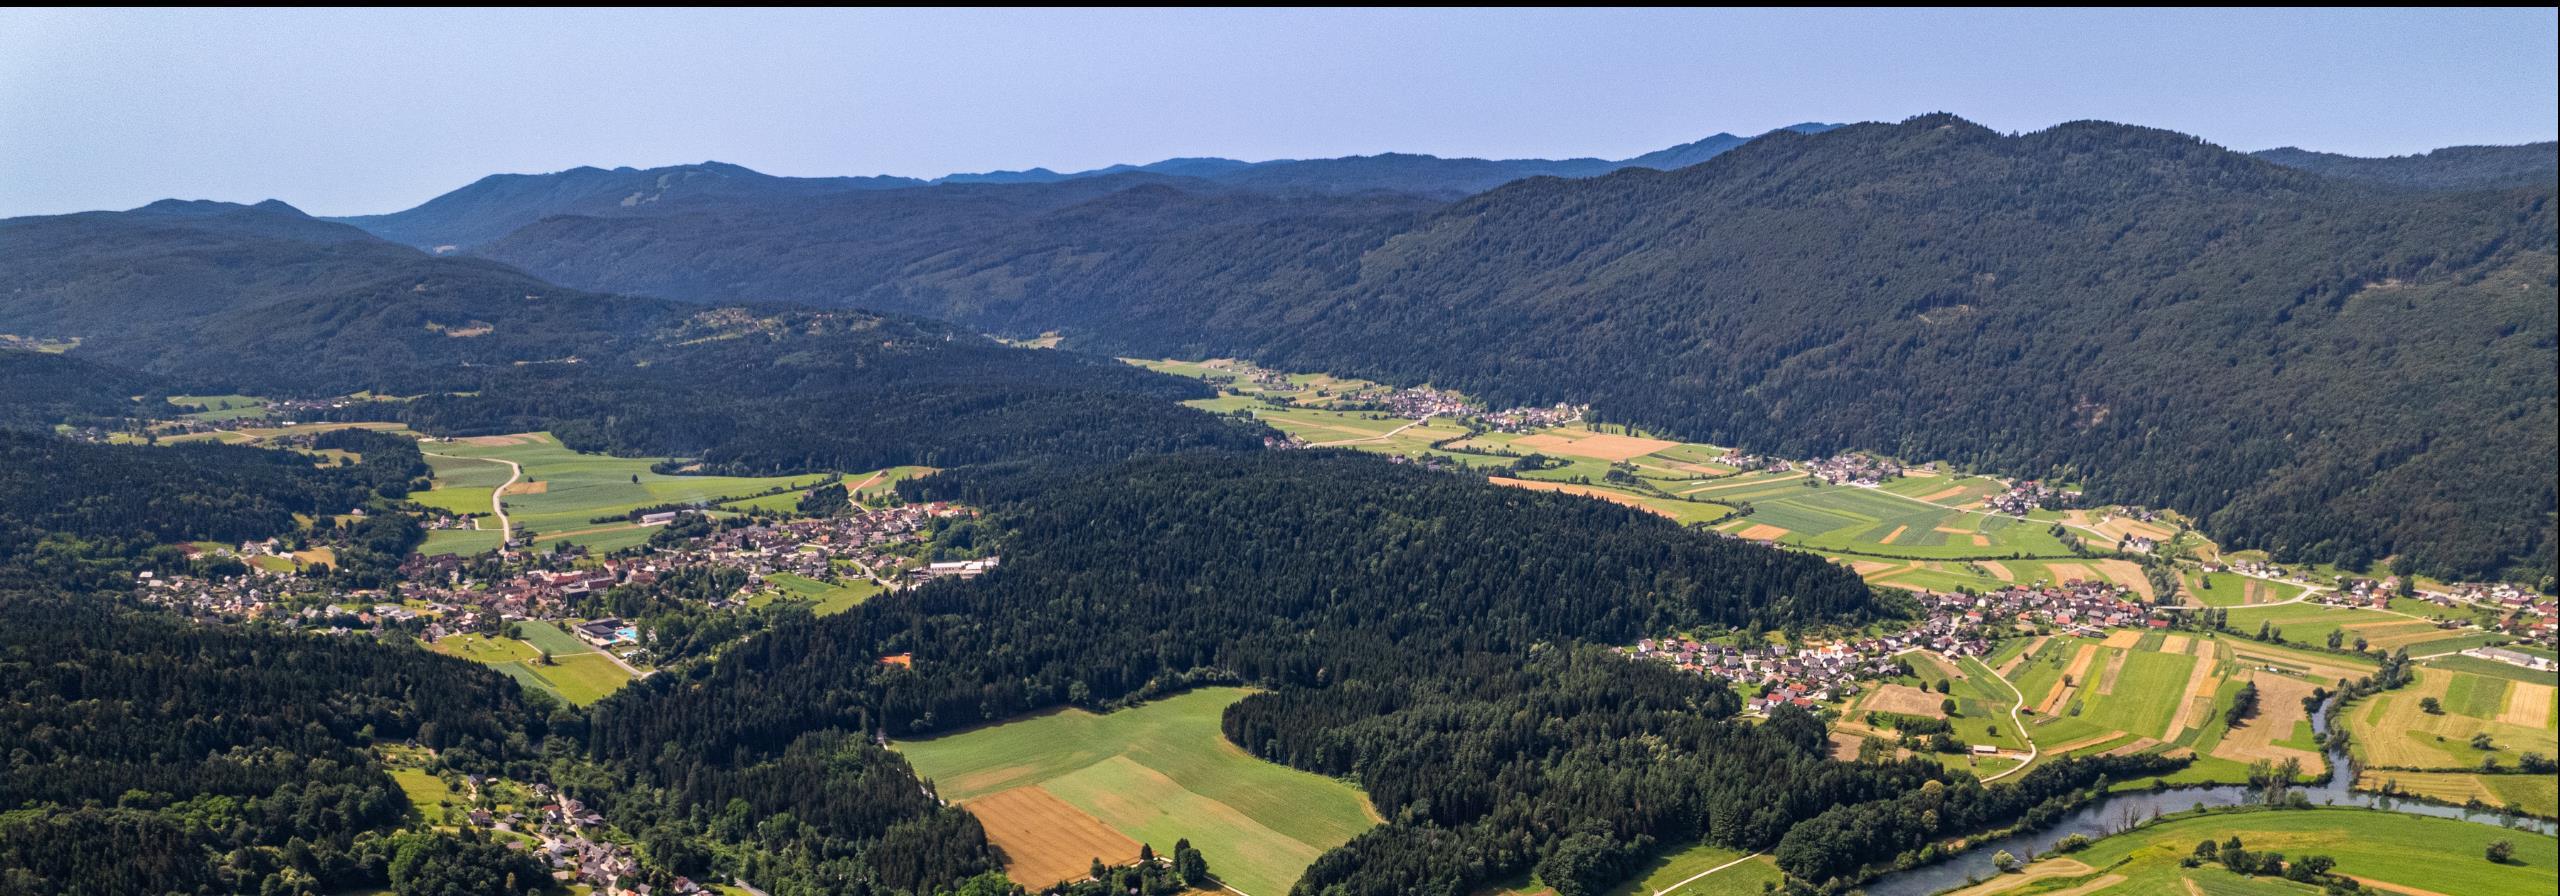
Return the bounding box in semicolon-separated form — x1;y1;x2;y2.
1475;402;1584;433
434;774;716;896
1983;480;2077;516
1625;579;2162;714
1805;453;1904;486
1716;450;1795;474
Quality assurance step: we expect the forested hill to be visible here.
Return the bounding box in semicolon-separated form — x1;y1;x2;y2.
346;124;1837;251
474;114;2559;581
587;451;1922;894
331;161;929;249
0;201;1260;480
2253;141;2557;190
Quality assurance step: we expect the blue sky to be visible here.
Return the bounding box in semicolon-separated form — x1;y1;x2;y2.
1;8;2552;217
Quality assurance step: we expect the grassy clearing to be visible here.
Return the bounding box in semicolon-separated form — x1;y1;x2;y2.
2359;769;2560;818
1601;845;1780;896
514;619;596;655
2350;666;2559;770
894;687;1378;896
760;572;883;616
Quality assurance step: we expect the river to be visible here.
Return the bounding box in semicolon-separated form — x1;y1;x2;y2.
1857;694;2558;896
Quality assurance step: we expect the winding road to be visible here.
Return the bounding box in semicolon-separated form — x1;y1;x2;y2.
422;451;521;549
1976;656;2037;782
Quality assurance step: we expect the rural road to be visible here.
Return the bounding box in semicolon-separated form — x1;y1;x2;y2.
421;450;521;548
1309;415;1431;448
1653;851;1762;896
1977;657;2037;782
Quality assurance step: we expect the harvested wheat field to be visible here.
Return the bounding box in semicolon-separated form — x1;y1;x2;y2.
1919;485;1972;502
1881;525;1909;543
2502;682;2555;727
501;480;548;495
2211;673;2321;766
2038;562;2098;585
1863;683;1952;717
2089;560;2156;601
1486;477;1674;518
1509;431;1678;462
1735;523;1791;541
2101;630;2145;650
2165;653;2221;741
2036;644;2100;714
1829;731;1866;761
966;786;1143;889
2159;634;2193;655
455;434;535;446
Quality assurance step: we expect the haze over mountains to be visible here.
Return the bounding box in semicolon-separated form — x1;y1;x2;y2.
5;115;2554;583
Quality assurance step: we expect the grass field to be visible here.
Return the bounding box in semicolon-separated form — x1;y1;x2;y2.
760;572;883;616
894;687;1379;896
2349;665;2559;770
421;432;834;550
1957;808;2556;896
1599;844;1780;896
2359;769;2560;818
429;622;631;706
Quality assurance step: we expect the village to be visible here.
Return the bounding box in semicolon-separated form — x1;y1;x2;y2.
1628;578;2167;714
136;501;988;662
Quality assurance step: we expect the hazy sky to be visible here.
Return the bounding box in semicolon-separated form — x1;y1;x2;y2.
3;8;2553;217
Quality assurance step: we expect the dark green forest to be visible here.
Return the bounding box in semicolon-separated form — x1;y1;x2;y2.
474;116;2559;581
582;452;1917;894
0;591;549;896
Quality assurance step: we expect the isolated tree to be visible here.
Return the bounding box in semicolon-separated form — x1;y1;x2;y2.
1941;697;1959;716
2420;697;2444;714
1992;850;2020;873
2488;840;2514;863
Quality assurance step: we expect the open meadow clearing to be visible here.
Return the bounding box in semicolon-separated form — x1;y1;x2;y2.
893;687;1379;896
756;571;883;615
420;432;834;551
1962;808;2556;896
427;621;632;706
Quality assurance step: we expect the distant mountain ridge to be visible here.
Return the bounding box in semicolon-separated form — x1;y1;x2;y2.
2252;142;2556;190
334;123;1841;249
472;114;2555;582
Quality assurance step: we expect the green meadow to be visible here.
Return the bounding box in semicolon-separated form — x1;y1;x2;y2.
1971;808;2555;896
419;432;833;551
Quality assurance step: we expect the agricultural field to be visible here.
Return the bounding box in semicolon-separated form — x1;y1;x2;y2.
418;432;834;551
1953;808;2556;896
2346;665;2558;772
2222;602;2474;655
2179;570;2306;608
2358;769;2560;818
1992;633;2334;784
893;687;1379;896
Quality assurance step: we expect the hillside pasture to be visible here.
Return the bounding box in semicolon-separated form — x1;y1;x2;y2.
424;432;832;549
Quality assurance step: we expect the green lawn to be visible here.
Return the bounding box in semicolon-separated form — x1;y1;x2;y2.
894;687;1379;896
